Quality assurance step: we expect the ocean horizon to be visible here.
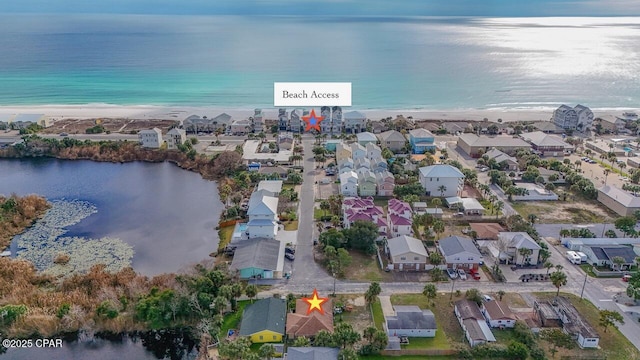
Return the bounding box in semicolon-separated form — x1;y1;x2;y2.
1;14;639;110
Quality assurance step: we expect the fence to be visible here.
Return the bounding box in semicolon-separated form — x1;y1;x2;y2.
591;267;625;278
381;349;458;357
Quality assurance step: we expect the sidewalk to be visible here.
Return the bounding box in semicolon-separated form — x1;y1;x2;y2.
379;295;395;317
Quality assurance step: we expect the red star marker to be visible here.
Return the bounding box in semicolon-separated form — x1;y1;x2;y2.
303;288;328;315
302;109;324;132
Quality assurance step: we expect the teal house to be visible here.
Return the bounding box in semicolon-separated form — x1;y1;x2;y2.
230;237;284;279
324;139;341;152
409;128;435;154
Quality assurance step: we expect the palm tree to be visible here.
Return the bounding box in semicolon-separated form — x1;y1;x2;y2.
518;248;533;265
437;185;447;197
432;220;445;240
422;284;437;307
320;200;330;217
544;261;554;275
550;270;568;298
431;198;442;210
604;169;611;185
493;201;504;219
528;213;538;225
497;290;506;301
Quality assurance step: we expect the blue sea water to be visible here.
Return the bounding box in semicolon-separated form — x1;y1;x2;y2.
0;14;639;109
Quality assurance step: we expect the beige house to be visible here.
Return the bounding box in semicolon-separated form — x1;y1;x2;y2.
336;142;352;163
386;235;428;271
457;134;531;158
598;185;640;216
377;130;407;152
138;128;163;148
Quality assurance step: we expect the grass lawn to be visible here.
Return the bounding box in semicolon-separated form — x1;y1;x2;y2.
371;299;384;330
314;208;324;220
219;300;250;339
402;330;450;350
363;356;453;360
491;328;517;344
580;263;597;277
283;220;298;231
511;201;610;224
217;224;235;251
390;293;462;348
534;292;640;360
344;251;393;282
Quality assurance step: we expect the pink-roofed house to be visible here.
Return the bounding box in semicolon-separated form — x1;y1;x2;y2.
342;197;387;237
388;214;413;238
388;199;412;219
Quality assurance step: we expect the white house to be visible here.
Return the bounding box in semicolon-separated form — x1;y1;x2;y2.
574;104;594;131
138;128;163;148
165;128;187;150
247;189;279;239
365;142;382;159
385;306;436;337
357;132;378;146
339;171;359;197
418;165;465;197
344;111;367;133
481;301;516;329
497;232;541;265
552;105;578;130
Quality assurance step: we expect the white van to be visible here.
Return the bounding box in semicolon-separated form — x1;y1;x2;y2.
566;251;581;265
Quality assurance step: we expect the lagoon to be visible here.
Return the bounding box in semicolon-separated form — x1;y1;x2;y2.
0;158;223;275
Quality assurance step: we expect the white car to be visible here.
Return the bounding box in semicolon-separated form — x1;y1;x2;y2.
482;295;494;302
446;268;458;279
457;269;467;280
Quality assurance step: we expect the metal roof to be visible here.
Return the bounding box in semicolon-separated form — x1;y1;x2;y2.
239;297;286;337
439;236;480;257
387;235;428;257
386;306;436;331
230;237;282;272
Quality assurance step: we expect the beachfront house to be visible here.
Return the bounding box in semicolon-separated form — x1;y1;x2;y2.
378;130;407;152
386;235;428;271
320;106;333;134
252;109;264;133
418;164;464;197
385;306;437;337
408;128;435;154
165;128;187;150
575;104;595;131
344;111;366;133
278;108;289;131
552;105;579;130
290;109;302;133
138;128;163;148
229;119;252;135
239;297;286;343
520;131;573;156
332;106;343;133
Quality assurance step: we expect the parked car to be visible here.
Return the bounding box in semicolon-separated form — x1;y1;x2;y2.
458;269;467;280
285;247;295;255
446;268;458;279
623;274;633;282
453;212;465;217
285;253;295;261
482;295;493;302
59;132;68;137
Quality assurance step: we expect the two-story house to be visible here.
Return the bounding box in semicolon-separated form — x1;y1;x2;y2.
418;165;464;197
409;128;435;154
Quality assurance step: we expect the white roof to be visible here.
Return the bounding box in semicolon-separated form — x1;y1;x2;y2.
461;198;485;211
344;111;366;120
357;132;377;142
248;190;278;216
499;232;541;250
419;164;464;179
167;128;186;136
521;131;570;147
599;185;640;207
339;171;358;183
139;128;162;135
409;128;434;138
257;180;283;195
387;235;428;257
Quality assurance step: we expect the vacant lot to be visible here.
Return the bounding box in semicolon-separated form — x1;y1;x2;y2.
42;118;177;134
511;200;615;224
345;251;393;282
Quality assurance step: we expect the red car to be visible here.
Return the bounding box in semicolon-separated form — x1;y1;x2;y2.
622;274;632;282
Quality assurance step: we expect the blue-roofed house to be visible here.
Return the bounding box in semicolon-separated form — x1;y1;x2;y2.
409;128;435;154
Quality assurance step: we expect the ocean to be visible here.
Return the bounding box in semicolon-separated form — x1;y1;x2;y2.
0;14;639;110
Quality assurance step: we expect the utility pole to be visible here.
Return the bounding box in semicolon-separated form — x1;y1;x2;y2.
580;271;588;299
450;277;456;300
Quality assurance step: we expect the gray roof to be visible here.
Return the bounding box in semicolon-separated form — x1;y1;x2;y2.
458;133;531;148
455;299;484;320
343;111;366;120
248;190;278;216
462;318;496;342
386;306;436;331
230;238;282;271
601;246;637;263
286;347;339;360
419;164;465;179
499;232;541;250
378;130;407;142
387;235;428;258
257;180;283;194
598;185;640;207
212;112;232;123
589;246;608;261
439;236;481;257
521;131;571;147
239;297;286;336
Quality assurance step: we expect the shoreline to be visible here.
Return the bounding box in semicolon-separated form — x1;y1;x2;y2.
1;104;638;123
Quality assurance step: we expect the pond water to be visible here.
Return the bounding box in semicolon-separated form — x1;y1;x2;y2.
0;158;223;275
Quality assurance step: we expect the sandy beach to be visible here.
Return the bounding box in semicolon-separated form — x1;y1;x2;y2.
0;104;637;123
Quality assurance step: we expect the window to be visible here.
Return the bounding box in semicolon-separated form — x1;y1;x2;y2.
400;256;406;260
468;257;474;261
273;336;276;340
259;336;263;340
414;257;419;260
436;178;439;181
430;178;433;181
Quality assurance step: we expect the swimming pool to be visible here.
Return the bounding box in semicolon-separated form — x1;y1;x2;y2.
624;147;632;152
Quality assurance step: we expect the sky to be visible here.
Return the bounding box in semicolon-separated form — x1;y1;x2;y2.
1;0;640;16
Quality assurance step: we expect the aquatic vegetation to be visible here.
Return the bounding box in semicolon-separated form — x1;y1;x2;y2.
15;200;133;275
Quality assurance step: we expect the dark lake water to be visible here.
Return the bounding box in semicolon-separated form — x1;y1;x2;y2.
0;158;223;275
